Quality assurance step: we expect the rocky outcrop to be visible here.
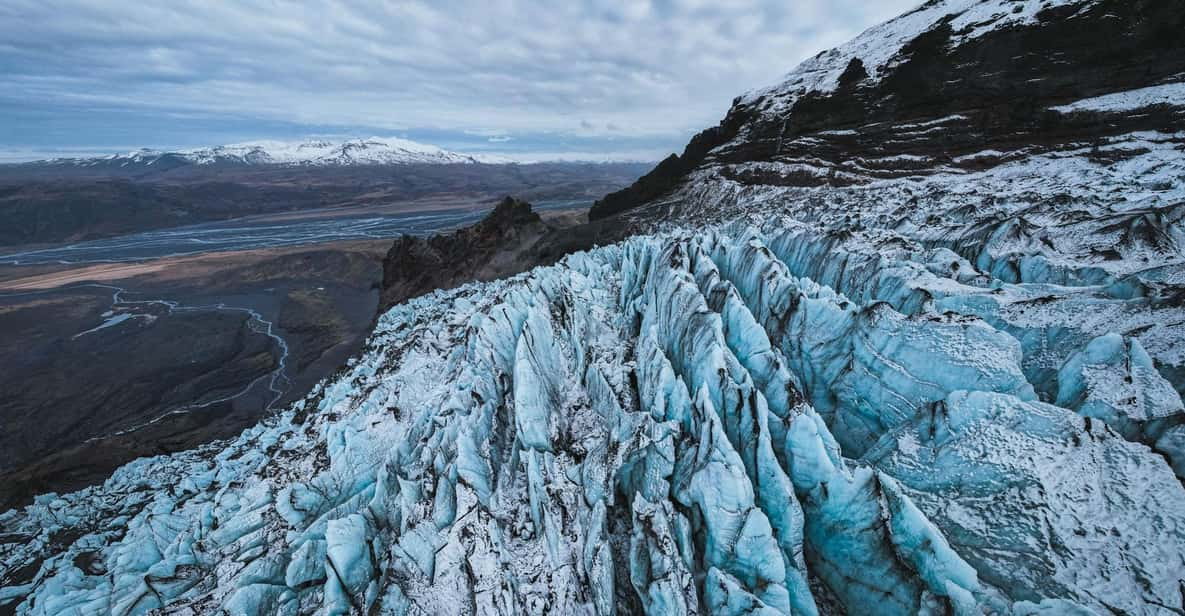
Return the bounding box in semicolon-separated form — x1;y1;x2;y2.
380;196;627;311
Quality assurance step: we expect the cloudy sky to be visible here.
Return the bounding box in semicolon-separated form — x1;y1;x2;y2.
0;0;918;162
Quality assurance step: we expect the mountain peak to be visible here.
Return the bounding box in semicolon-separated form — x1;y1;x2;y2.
592;0;1184;220
35;136;513;169
742;0;1100;111
175;136;514;166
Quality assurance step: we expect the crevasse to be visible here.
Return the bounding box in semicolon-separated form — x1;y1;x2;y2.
1;224;1184;615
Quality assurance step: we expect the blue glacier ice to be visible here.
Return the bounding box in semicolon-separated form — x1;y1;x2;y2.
4;216;1181;615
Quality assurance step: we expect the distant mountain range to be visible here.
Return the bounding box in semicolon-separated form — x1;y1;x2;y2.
20;137;514;170
0;145;650;247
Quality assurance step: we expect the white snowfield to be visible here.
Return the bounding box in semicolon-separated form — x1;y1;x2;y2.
179;137;513;166
1051;81;1185;114
50;137;511;168
742;0;1098;114
2;122;1184;613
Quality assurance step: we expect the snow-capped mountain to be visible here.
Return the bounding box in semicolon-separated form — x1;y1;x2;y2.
591;0;1185;220
41;137;511;169
3;1;1185;615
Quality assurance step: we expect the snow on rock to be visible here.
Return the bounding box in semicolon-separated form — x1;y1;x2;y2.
46;136;511;168
179;137;512;166
741;0;1101;113
1051;81;1185;114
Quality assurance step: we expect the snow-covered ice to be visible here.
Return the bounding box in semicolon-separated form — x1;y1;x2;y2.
2;216;1183;614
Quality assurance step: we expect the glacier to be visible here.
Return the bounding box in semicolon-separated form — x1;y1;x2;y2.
2;213;1183;614
4;0;1185;613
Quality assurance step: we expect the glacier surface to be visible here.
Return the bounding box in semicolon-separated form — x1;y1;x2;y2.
2;211;1183;614
4;0;1185;611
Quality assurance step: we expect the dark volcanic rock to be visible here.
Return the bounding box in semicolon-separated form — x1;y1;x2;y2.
588;109;753;220
381;197;544;310
594;0;1185;215
835;57;868;90
380;197;628;310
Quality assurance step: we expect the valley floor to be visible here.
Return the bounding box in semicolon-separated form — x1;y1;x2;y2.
0;238;390;510
0;187;593;510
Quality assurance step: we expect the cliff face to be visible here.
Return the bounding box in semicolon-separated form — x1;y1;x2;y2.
380;197;547;310
592;0;1185;218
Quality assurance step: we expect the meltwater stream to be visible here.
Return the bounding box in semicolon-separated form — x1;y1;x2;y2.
0;199;588;265
1;282;293;443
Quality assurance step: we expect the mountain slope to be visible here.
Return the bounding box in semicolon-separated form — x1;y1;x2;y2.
591;0;1185;219
25;137;509;171
591;0;1185;401
3;1;1185;614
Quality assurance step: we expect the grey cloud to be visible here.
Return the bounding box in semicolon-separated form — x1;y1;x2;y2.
0;0;919;155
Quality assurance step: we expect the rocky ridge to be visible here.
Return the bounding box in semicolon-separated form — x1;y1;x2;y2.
379;196;629;312
592;0;1185;220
